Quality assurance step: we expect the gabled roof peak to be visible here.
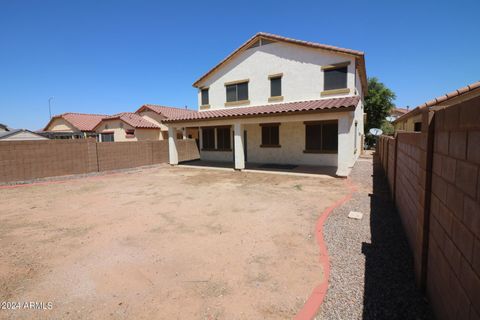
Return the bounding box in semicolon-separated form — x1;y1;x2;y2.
192;32;367;93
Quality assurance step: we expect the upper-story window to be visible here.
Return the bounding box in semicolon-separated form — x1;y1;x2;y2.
322;62;350;93
225;80;249;103
201;88;209;106
269;74;282;97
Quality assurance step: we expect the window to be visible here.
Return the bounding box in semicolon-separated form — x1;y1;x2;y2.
270;77;282;97
414;122;422;132
324;66;348;91
261;123;280;147
125;129;135;138
226;82;248;102
304;121;338;153
201;88;209;105
202;127;215;149
216;127;231;150
102;133;114;142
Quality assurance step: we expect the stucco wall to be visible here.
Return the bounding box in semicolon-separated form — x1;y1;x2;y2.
95;120;160;142
394;113;423;131
244;122;337;166
137;110;169;132
192;108;361;168
197;41;359;110
46;118;78;132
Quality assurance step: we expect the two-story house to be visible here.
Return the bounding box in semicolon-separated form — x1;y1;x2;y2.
164;32;367;176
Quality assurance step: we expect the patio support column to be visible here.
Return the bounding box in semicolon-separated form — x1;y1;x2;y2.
182;127;187;139
234;122;245;170
168;126;178;165
336;114;352;177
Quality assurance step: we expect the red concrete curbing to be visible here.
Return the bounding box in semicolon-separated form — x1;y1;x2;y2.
295;178;357;320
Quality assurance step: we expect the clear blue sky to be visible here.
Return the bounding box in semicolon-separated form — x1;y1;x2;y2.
1;0;479;130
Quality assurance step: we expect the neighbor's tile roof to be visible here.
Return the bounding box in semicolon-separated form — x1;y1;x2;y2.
394;80;480;123
163;96;360;123
136;104;198;119
44;113;107;131
103;112;160;129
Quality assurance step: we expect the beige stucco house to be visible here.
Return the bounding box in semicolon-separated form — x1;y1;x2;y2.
43;106;198;142
164;32;367;176
93;112;161;142
0;129;49;141
135;105;199;140
393;81;480;132
43;113;106;139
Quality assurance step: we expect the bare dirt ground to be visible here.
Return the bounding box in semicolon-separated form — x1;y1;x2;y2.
0;165;345;320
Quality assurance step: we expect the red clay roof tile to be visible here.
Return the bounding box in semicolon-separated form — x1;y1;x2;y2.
44;113;107;131
163;96;360;123
136;104;197;119
394;80;480;124
103;113;160;129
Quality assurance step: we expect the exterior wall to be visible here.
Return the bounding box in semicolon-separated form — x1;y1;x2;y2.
95;119;161;142
178;108;360;169
137;110;195;140
46;118;78;132
0;139;199;183
394;113;423;131
196;41;359;110
137;110;169;132
0;131;49;141
244;122;337;166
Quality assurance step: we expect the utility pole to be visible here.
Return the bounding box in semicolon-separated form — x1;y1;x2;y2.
48;97;54;119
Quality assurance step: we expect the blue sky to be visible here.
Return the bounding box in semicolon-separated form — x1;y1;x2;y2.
1;0;479;130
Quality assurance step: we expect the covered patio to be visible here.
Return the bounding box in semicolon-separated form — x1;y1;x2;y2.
164;96;362;177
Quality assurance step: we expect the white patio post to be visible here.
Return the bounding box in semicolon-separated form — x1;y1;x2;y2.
233;122;245;170
182;127;187;140
168;126;179;165
336;114;352;177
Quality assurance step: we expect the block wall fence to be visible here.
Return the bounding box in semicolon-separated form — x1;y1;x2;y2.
377;95;480;320
0;139;200;183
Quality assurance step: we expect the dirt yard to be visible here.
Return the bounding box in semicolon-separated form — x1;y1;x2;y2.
0;165;345;319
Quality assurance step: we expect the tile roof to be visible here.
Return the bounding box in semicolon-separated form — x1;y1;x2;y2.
163;96;360;123
0;129;46;140
44;113;107;131
394;80;480;123
136;104;198;119
102;112;160;129
192;32;367;94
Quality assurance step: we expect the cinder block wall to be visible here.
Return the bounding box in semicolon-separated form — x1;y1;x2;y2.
395;132;428;284
0;139;96;182
377;95;480;320
427;96;480;320
0;139;199;183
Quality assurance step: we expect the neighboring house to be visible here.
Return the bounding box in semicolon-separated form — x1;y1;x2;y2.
389;107;409;120
0;123;9;132
43;113;106;139
394;81;480;132
93;112;161;142
0;129;49;141
164;32;367;176
135;104;199;140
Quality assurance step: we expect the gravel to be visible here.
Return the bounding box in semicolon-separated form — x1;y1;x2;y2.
317;157;434;320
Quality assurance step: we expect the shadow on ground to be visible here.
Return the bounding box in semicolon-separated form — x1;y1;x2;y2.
362;156;433;319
